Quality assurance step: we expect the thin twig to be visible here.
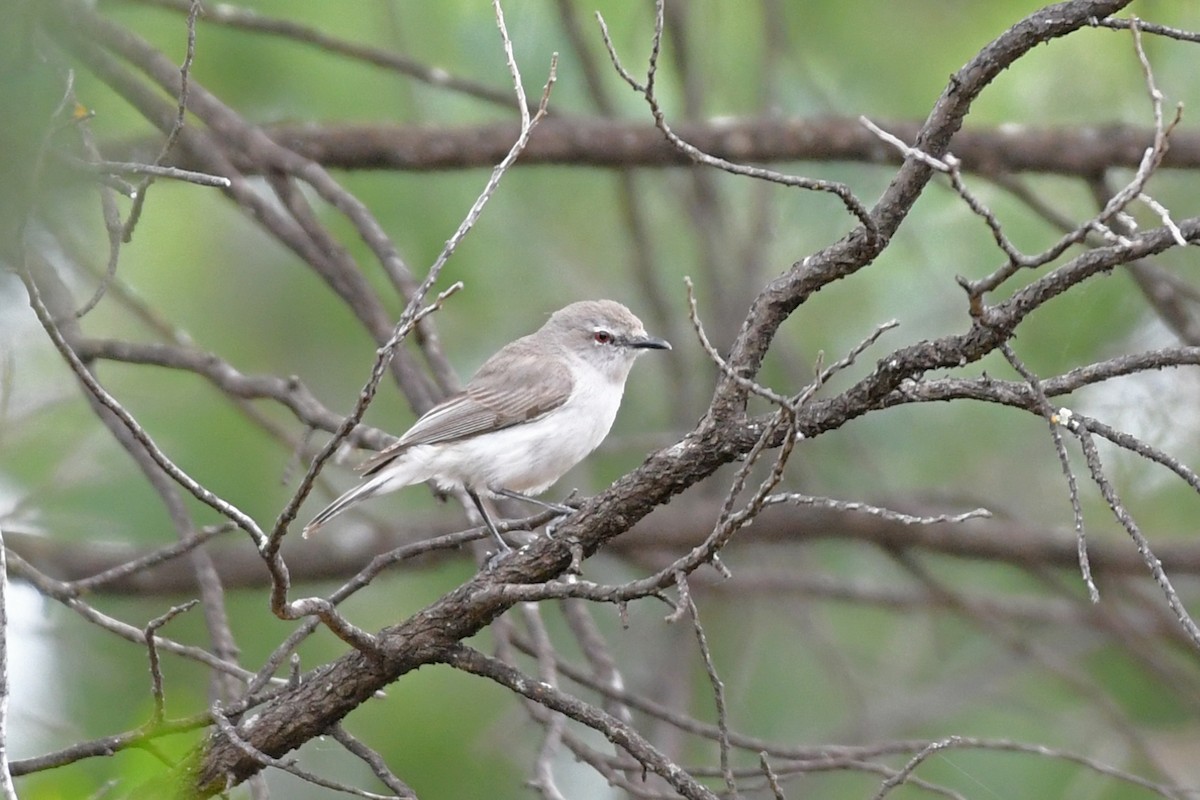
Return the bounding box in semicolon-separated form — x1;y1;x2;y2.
133;0;523;110
145;600;200;724
517;603;569;800
68;523;236;593
1062;416;1200;649
7;554;278;701
760;494;989;525
999;343;1099;602
596;3;876;234
680;583;738;798
120;0;201;243
444;644;721;800
870;737;966;800
10;712;213;777
71;158;230;187
18;262;268;549
211;706;395;799
331;725;418;799
759;752;786;800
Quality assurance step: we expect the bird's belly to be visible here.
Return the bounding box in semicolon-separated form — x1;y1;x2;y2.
424;382;622;495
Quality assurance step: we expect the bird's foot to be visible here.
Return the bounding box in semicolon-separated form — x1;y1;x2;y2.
482;545;511;570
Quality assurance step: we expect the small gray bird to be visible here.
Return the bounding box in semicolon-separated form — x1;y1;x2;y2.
303;300;670;549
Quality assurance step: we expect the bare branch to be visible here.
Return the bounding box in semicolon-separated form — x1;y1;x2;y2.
596;3;877;233
103;115;1200;176
679;584;737;798
145;600;200;724
444;645;720;800
998;342;1099;602
118;0;200;244
131;0;523;110
210;706;395;799
1056;411;1200;649
330;726;418;800
18;262;268;548
68;158;230;187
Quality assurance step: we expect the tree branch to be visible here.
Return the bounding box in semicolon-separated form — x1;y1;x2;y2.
102;116;1200;176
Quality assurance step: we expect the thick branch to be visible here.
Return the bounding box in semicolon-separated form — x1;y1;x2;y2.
102;116;1200;177
712;0;1136;423
12;497;1200;596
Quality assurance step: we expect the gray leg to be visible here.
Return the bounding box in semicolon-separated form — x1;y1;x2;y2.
467;489;511;553
493;487;576;516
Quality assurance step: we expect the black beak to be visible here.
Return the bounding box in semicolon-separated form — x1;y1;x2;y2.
627;334;671;351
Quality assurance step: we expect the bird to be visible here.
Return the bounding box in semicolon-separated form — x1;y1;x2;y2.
302;299;671;551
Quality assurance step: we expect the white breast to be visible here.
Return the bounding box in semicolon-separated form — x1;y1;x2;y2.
416;362;627;496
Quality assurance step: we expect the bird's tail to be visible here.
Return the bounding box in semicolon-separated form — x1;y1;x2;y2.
302;474;389;539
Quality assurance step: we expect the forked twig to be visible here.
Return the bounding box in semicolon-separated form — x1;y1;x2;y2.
597;1;876;234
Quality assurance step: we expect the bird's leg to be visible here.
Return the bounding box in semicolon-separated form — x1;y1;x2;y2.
493;487;577;516
467;489;512;555
493;487;579;539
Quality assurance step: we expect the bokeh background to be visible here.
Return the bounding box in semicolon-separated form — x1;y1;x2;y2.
4;1;1200;797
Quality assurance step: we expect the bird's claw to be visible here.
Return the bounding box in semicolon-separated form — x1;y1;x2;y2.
483;544;511;570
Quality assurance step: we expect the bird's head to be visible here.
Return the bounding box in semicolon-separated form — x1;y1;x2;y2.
544;299;671;380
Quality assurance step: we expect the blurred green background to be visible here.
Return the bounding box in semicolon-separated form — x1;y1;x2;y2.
4;0;1200;797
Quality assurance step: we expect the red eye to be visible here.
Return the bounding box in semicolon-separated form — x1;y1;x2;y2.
593;330;613;344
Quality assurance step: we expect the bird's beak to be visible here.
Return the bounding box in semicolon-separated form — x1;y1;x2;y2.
626;334;671;351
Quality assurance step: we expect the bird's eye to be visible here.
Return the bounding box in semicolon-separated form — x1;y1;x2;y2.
593;330;614;345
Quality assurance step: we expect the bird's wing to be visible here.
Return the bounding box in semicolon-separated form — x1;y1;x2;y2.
358;340;574;476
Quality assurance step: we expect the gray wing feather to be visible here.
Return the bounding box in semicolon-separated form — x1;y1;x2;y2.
359;339;573;476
